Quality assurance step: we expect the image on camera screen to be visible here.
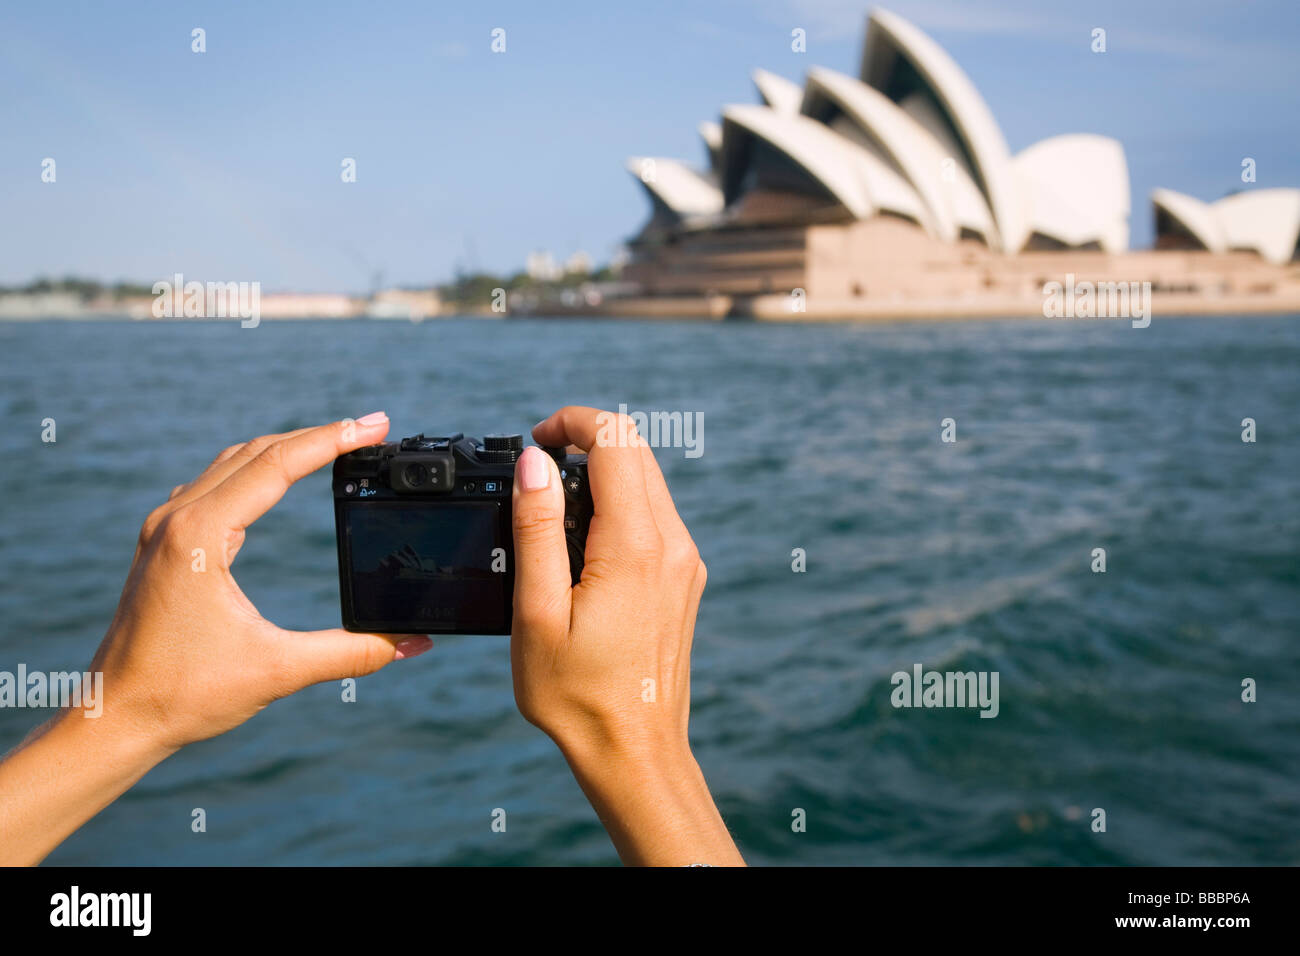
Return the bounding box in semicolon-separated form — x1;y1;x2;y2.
344;501;506;633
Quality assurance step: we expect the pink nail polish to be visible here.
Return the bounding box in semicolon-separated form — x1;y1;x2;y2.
393;636;432;660
356;411;388;426
517;445;550;492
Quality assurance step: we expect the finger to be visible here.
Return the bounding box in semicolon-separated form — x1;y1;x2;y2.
510;446;572;633
212;443;247;466
680;557;707;639
532;406;658;545
202;413;391;531
170;426;317;509
275;629;432;688
674;559;706;707
636;440;689;541
201;426;315;482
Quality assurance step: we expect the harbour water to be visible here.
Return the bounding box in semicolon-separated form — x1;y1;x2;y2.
1;315;1297;865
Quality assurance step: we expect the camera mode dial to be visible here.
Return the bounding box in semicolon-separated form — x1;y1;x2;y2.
481;433;524;463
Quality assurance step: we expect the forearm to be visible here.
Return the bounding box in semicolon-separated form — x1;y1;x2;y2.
560;737;744;866
0;709;173;865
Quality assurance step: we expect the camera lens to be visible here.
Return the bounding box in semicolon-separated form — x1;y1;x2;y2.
402;462;429;488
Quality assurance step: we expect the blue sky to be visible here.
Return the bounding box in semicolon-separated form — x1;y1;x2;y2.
2;0;1297;292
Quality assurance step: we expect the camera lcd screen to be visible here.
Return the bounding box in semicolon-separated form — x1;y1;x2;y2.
343;501;507;633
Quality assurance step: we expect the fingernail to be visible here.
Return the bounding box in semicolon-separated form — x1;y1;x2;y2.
356;411;388;426
517;445;550;492
393;636;433;660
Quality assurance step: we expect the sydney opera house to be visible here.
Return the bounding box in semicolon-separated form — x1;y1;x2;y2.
617;8;1300;319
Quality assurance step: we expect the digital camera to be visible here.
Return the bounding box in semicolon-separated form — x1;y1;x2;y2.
333;433;592;634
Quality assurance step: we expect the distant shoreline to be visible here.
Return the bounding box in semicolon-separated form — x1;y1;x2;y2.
2;306;1296;325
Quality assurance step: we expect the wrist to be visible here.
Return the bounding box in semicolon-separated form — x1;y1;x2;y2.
554;720;693;775
555;731;743;866
559;723;702;790
0;706;176;865
50;697;180;771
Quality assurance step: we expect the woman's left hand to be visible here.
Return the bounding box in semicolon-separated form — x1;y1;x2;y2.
0;413;432;865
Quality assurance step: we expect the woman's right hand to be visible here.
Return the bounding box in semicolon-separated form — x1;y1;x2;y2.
509;406;743;866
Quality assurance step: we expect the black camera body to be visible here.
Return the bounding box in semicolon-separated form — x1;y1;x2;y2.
333;433;591;634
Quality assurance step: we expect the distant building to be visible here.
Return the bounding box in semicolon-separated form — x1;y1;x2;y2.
366;288;442;320
608;247;630;274
0;292;86;318
258;293;360;319
564;250;593;276
525;251;563;281
619;7;1300;318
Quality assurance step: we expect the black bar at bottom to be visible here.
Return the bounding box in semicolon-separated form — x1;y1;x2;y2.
0;866;1282;941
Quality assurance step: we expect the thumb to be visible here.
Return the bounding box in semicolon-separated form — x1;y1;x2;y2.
511;445;572;633
276;629;432;688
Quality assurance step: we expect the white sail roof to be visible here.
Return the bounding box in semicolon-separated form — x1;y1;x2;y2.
752;68;803;114
1212;188;1300;264
1013;134;1131;252
803;66;996;244
697;120;723;174
720;104;927;223
861;8;1024;251
1151;187;1300;263
625;6;1300;268
624;157;723;218
1151;188;1226;252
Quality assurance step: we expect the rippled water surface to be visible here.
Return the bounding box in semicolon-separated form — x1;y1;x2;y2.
2;316;1297;865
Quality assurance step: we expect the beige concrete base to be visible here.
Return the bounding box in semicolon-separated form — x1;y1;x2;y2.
537;291;1299;322
739;291;1300;322
611;216;1300;322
